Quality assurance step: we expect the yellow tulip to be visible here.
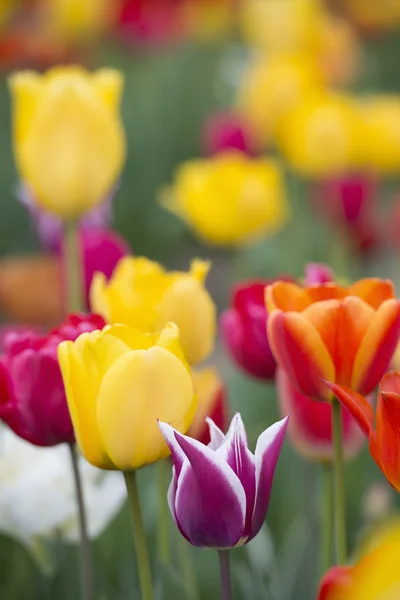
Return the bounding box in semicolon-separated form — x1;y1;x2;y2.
361;96;400;175
90;257;216;366
237;53;324;147
320;519;400;600
240;0;325;54
277;90;366;178
161;151;289;247
41;0;117;41
9;66;126;220
58;322;196;470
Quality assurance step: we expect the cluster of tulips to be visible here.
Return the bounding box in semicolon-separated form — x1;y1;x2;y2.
2;46;400;600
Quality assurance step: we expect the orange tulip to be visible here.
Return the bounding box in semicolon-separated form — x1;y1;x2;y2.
266;279;400;401
325;372;400;492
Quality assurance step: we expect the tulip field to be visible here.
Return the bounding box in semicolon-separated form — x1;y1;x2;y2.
2;2;400;600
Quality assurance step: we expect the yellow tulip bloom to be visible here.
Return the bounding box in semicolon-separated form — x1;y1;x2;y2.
161;152;289;247
41;0;117;41
240;0;325;54
361;96;400;175
277;91;366;178
9;66;126;220
320;519;400;600
237;54;324;146
90;257;216;366
58;322;196;470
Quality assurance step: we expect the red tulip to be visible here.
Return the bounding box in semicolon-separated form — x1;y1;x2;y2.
277;369;364;462
202;112;258;157
220;280;280;380
317;566;353;600
0;314;104;447
325;371;400;492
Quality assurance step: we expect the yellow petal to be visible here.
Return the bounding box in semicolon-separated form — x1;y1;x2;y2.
92;69;124;111
58;329;131;468
8;71;42;148
96;347;195;470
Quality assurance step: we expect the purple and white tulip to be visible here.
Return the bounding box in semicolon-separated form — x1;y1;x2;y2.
158;413;289;549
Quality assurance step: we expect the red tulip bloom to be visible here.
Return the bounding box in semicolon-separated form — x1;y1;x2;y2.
325;371;400;492
318;566;353;600
202;112;258;157
220;280;281;380
0;314;105;447
277;369;365;462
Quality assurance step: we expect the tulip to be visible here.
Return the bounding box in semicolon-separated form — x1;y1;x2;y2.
159;413;288;548
188;367;229;445
90;257;216;365
277;369;364;462
361;96;400;175
0;427;126;552
117;0;182;44
161;151;290;246
220;279;282;381
41;0;118;42
266;278;400;402
277;91;366;177
325;371;400;492
9;66;126;220
0;314;104;447
58;321;196;470
202;112;258;157
318;520;400;600
237;54;324;147
304;263;334;285
314;174;379;253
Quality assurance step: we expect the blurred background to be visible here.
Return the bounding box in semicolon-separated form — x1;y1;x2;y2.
1;0;400;598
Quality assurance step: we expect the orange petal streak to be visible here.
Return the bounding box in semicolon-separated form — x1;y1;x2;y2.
302;297;374;387
265;281;311;312
352;299;400;395
268;310;335;400
349;278;395;310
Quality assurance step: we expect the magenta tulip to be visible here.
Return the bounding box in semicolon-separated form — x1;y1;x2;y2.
0;314;104;447
159;413;288;549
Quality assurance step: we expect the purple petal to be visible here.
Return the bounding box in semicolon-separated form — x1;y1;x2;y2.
174;432;246;548
206;417;226;450
216;414;256;540
158;421;186;477
249;416;289;541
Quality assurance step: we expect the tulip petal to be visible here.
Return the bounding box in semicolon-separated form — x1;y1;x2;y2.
379;370;400;395
97;347;195;470
158;421;187;478
317;566;353;600
206;417;226;450
216;414;256;537
376;390;400;492
250;416;288;540
268;310;335;400
352;299;400;395
174;432;246;548
265;281;311;312
306;284;348;303
349;278;395;310
322;381;374;438
302;297;374;387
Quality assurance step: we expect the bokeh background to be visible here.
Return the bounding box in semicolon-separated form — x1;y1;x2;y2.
1;1;400;598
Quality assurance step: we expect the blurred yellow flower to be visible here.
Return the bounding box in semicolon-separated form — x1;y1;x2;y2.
237;54;324;147
277;91;366;178
91;257;216;366
162;152;290;246
58;322;196;470
320;519;400;600
341;0;400;32
9;66;126;220
41;0;117;42
361;96;400;175
182;0;233;41
319;15;361;87
240;0;325;54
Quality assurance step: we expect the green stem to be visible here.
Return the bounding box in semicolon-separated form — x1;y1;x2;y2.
177;534;200;600
218;551;232;600
63;220;84;313
124;471;153;600
332;400;347;564
321;463;334;574
157;460;170;564
69;444;94;600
